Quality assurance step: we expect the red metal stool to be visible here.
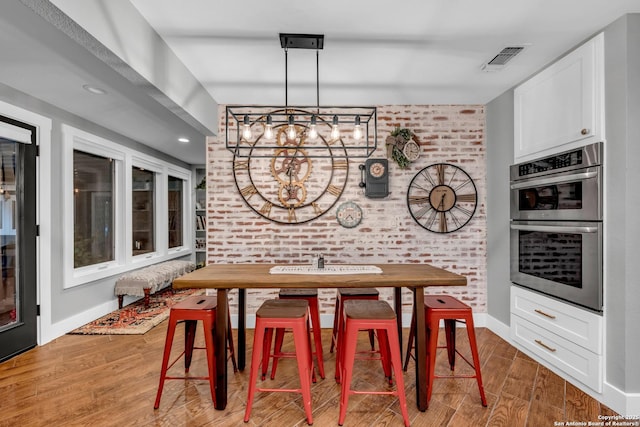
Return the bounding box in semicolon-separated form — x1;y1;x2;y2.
330;288;379;356
154;295;219;409
405;295;487;407
268;288;325;379
245;299;314;425
338;300;409;427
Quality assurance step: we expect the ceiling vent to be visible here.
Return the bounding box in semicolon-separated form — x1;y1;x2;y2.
480;46;526;72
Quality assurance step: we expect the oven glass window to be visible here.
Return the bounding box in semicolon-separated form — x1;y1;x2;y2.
518;182;582;211
518;230;582;288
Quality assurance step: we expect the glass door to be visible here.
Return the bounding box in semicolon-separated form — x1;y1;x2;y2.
0;116;38;362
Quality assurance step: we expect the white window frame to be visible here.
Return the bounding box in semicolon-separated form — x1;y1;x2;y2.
130;156;163;263
167;168;190;253
62;125;192;288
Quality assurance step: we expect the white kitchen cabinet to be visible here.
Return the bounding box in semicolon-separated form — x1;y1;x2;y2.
514;33;604;162
510;286;602;392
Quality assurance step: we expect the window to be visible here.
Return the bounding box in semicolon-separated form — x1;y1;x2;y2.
73;150;115;268
168;176;184;248
132;166;155;256
63;124;192;288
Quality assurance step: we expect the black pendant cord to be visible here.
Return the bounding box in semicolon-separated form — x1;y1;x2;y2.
316;48;320;112
285;46;288;110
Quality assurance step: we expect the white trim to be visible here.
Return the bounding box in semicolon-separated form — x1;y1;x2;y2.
0;121;32;144
0;99;53;345
61;124;192;289
166;169;191;254
486;314;511;343
47;298;119;339
601;381;640;418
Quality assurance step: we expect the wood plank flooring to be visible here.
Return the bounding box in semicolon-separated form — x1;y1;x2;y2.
0;322;617;426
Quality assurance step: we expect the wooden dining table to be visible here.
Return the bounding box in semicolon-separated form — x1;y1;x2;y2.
172;263;466;412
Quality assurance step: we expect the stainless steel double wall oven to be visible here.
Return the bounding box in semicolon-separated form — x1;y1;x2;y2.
510;143;603;313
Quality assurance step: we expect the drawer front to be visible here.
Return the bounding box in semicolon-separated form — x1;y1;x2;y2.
511;286;602;354
511;313;602;392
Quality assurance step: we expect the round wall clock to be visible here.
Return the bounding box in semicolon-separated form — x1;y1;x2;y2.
233;121;349;224
369;160;386;178
336;201;363;228
406;163;477;233
402;140;420;162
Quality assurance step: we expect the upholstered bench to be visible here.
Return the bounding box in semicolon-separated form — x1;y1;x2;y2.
115;260;196;309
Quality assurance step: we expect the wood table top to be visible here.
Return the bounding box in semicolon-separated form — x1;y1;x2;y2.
172;263;467;289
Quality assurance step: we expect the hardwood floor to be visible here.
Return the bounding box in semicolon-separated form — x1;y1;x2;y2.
0;322;617;426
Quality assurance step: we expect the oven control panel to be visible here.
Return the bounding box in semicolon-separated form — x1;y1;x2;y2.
511;142;602;180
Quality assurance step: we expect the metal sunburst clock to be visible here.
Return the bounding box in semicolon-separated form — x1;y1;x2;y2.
406;163;477;233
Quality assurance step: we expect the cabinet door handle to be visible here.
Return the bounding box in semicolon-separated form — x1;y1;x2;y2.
535;339;557;352
534;309;556;319
581;128;589;135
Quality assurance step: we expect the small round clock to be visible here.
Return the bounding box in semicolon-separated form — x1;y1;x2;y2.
369;161;386;178
402;140;420;162
406;163;477;233
336;201;363;228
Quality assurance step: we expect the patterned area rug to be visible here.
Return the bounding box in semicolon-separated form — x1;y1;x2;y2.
69;288;204;335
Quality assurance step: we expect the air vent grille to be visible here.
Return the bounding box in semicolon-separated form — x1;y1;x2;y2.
481;45;527;71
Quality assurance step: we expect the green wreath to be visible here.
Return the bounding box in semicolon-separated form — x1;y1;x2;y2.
385;127;419;169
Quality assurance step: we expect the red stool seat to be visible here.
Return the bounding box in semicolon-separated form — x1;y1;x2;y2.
154;295;218;409
405;295;487;408
245;299;314;425
337;300;409;427
269;288;325;379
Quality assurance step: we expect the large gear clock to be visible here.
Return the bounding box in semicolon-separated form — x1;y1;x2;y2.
233;122;349;224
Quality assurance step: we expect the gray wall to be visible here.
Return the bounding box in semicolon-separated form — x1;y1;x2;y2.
485;90;514;326
0;81;192;324
603;13;640;393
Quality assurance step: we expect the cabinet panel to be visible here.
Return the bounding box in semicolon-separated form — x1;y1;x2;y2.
511;286;602;354
511;313;602;392
514;33;603;162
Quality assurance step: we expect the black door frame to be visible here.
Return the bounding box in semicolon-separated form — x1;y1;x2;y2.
0;114;38;362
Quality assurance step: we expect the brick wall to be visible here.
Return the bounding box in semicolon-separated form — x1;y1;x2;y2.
206;104;486;320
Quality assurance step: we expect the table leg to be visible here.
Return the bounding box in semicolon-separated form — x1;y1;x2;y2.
215;289;228;410
238;288;246;371
414;287;428;411
393;288;403;353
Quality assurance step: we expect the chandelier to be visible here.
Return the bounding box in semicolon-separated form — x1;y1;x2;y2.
226;34;377;159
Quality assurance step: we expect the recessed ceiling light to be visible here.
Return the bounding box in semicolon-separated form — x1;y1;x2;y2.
82;84;107;95
178;137;190;143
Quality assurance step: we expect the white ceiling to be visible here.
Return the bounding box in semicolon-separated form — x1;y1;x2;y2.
129;0;640;105
2;1;640;165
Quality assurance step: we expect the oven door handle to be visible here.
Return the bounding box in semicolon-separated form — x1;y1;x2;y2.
510;171;597;190
510;224;599;233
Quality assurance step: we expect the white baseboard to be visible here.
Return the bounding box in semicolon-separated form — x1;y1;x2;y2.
485;314;511;342
47;299;120;339
601;381;640;418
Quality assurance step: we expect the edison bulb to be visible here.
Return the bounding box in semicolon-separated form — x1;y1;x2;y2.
330;115;340;140
242;115;252;140
308;124;318;140
287;124;297;140
353;124;363;140
263;115;274;140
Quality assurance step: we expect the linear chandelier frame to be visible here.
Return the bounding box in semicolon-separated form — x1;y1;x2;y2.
225;34;378;159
